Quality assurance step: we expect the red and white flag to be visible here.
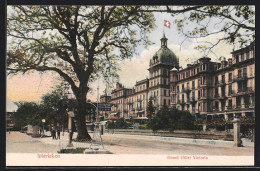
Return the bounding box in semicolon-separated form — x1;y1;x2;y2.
164;20;171;29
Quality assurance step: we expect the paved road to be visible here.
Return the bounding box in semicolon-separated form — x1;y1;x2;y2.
6;131;60;153
6;131;254;156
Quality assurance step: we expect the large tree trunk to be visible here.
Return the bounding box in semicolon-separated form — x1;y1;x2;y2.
75;87;92;141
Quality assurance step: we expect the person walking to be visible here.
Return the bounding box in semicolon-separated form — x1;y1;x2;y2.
57;128;60;139
52;129;56;140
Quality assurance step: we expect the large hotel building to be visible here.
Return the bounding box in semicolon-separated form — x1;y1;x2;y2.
101;33;255;121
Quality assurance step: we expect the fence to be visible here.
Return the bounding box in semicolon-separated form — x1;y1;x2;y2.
104;129;234;141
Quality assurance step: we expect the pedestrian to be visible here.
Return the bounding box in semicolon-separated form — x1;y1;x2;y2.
57;128;60;139
52;129;56;139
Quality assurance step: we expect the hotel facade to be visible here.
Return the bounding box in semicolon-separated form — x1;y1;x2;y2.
103;33;255;121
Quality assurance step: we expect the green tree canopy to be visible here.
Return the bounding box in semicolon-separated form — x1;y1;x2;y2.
13;102;42;128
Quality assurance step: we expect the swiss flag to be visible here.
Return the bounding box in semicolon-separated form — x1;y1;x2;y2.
164;20;171;29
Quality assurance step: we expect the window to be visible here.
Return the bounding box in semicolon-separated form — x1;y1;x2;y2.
246;52;249;60
222;74;225;83
177;86;179;93
228;73;232;82
164;90;167;96
241;53;244;61
236;97;241;107
192;81;195;89
182;84;184;89
163;69;167;76
236;55;239;63
168;99;170;105
228;99;232;108
215;101;219;110
164;79;167;85
238;69;242;77
215;88;218;97
228;85;232;95
243;68;247;77
198;90;200;99
164;99;167;106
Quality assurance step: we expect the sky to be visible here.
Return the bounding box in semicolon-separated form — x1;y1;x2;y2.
6;6;236;105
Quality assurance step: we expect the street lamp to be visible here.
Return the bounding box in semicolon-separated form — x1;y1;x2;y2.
41;119;45;137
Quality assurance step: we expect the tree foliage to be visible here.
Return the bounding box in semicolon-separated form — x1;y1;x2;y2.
7;5;156;140
40;84;69;129
147;106;195;132
141;5;255;55
13;102;42;129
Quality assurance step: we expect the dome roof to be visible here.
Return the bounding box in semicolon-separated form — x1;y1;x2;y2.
150;33;179;68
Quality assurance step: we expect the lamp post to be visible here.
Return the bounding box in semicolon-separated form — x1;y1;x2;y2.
41;119;45;137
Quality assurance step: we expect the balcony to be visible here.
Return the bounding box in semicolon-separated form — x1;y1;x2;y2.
216;80;225;86
226;105;232;110
233;74;247;82
232;87;254;96
182;87;191;93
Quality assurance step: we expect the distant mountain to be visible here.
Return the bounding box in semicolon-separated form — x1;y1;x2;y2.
6;99;18;112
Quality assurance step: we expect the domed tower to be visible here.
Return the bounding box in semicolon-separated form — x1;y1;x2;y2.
149;32;179;69
148;33;179;110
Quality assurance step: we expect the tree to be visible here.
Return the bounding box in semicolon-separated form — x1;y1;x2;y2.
13;102;42;129
141;5;255;56
147;106;195;132
146;98;155;129
40;84;69;131
7;6;156;140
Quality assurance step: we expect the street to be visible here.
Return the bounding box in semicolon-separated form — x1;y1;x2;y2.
6;131;254;156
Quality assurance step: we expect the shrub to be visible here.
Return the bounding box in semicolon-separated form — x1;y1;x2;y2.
58;148;86;153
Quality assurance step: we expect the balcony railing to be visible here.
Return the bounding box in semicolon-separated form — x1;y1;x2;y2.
227;105;232;109
239;87;253;93
233;73;247;82
182;87;191;93
216;80;225;85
